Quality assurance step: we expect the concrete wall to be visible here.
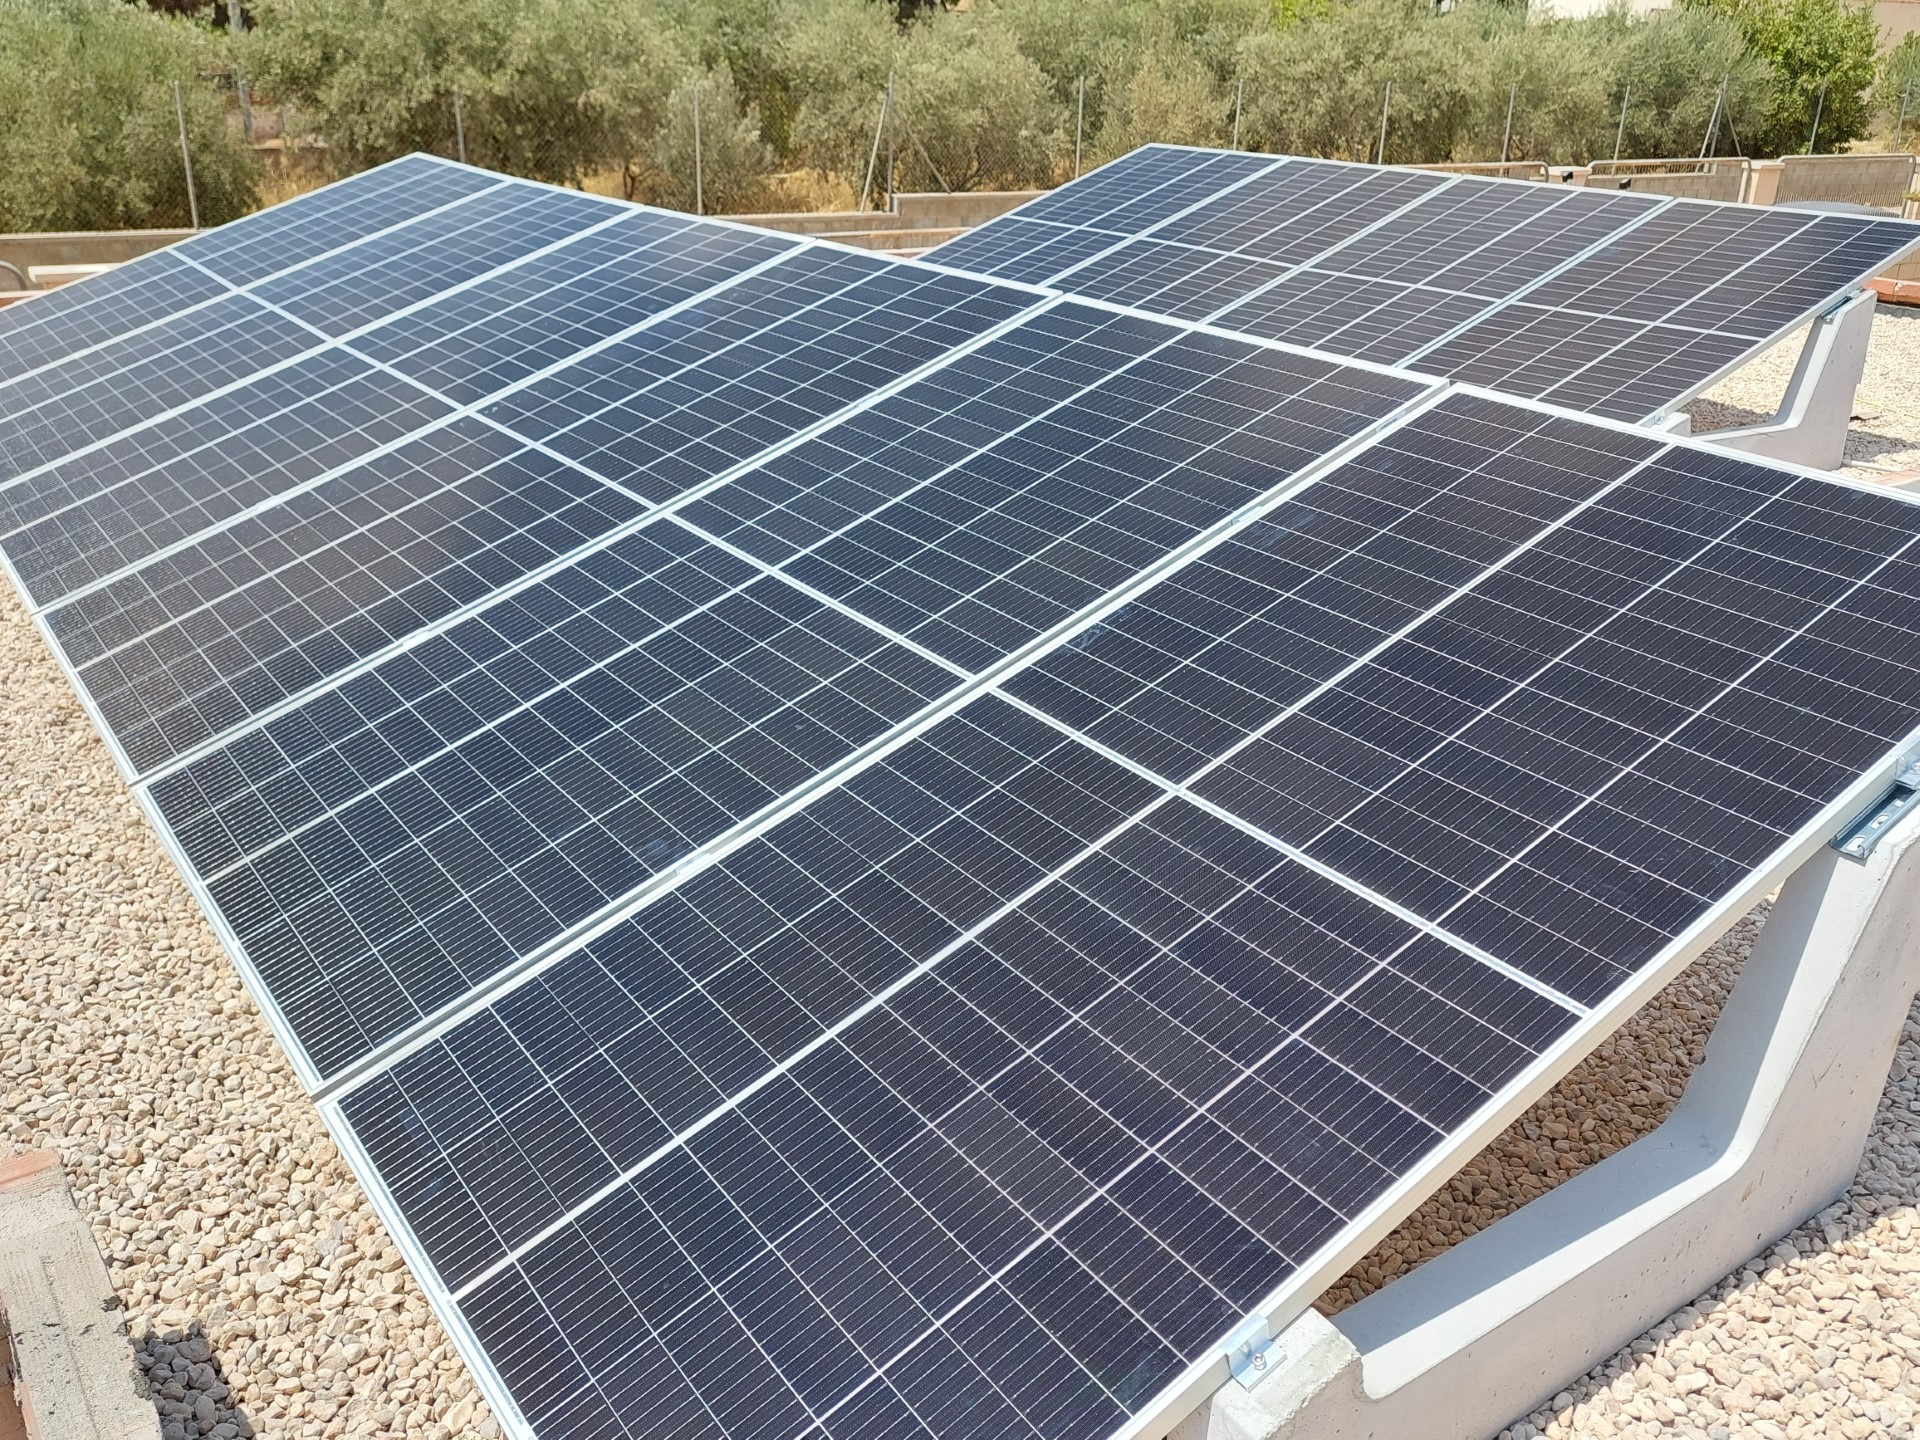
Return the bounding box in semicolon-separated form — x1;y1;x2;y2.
0;231;190;291
0;1152;157;1440
1775;153;1917;212
730;189;1039;240
1409;161;1549;182
1587;158;1749;202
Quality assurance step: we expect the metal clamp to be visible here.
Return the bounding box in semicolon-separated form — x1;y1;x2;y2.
1833;760;1920;860
1223;1312;1279;1390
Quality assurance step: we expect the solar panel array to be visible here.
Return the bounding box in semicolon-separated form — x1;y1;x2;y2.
933;146;1920;421
8;152;1920;1440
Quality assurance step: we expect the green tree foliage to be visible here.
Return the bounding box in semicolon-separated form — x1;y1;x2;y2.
781;0;900;185
1236;0;1479;162
1684;0;1879;153
246;0;683;182
1091;21;1227;160
2;0;1909;225
0;0;256;230
642;66;775;211
1877;32;1920;145
1609;6;1773;159
892;17;1065;190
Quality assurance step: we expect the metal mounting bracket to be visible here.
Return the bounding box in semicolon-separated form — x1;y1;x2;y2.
1222;1314;1277;1390
1695;288;1877;472
1834;759;1920;860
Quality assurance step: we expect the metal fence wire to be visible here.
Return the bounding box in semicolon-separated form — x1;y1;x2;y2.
175;69;1920;229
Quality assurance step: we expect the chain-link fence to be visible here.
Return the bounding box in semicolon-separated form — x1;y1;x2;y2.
152;64;1920;235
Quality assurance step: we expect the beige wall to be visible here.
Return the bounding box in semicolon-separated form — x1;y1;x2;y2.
1879;0;1920;46
0;230;191;291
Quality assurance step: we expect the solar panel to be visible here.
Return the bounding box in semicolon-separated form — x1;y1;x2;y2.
139;301;1430;1086
318;394;1920;1440
10;154;1920;1440
928;146;1920;421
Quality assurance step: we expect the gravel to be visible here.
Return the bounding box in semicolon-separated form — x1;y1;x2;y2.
0;580;495;1440
3;307;1920;1440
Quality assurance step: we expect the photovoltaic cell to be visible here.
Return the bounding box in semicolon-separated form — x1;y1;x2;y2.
762;329;1428;670
44;252;1046;779
1145;164;1448;271
18;150;1920;1440
1417;205;1920;418
1040;242;1294;323
929;148;1920;422
0;295;321;480
483;249;1039;501
165;535;958;1080
1199;185;1662;364
338;697;1165;1291
315;390;1920;1440
924;218;1129;291
2;351;454;607
351;212;799;406
1003;147;1277;237
1013;393;1920;1003
149;522;759;880
176;154;504;288
0;158;499;389
52;418;650;775
330;696;1579;1440
242;182;623;338
0;253;232;385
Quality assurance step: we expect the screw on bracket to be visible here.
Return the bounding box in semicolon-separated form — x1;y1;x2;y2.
1223;1313;1279;1390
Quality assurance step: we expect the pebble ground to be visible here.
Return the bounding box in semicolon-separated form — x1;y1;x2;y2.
2;309;1919;1440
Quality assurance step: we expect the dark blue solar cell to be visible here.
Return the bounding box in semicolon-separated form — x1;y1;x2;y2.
0;294;319;481
353;211;798;405
2;351;453;607
179;153;503;287
54;417;650;774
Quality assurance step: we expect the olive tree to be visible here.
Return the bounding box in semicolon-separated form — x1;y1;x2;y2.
0;0;257;231
247;0;682;182
637;66;776;212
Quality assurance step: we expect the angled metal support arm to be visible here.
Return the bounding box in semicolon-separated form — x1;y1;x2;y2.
1170;802;1920;1440
1676;289;1878;472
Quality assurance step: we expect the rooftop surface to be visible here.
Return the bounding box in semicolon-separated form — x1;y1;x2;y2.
2;305;1919;1440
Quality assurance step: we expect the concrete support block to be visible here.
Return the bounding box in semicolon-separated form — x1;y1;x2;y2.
1746;158;1784;207
0;1152;158;1440
1703;288;1876;471
1171;810;1920;1440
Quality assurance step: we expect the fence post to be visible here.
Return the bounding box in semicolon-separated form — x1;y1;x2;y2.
859;79;887;211
1613;84;1630;163
227;0;252;143
172;80;201;230
1699;76;1726;160
1074;75;1085;178
691;82;705;215
1232;78;1244;150
1376;81;1392;165
1500;82;1516;165
884;71;896;211
1808;81;1828;154
453;91;467;165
